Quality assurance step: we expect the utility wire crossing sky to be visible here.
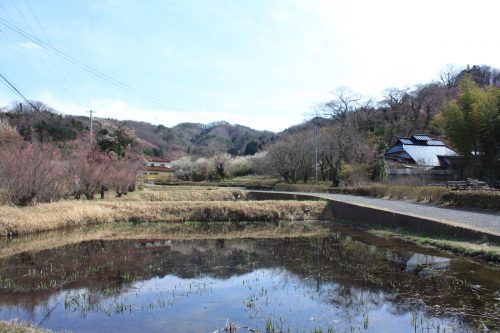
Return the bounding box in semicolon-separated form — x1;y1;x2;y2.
0;0;499;131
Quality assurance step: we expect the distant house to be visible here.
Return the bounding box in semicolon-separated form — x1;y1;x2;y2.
384;134;458;169
144;157;174;174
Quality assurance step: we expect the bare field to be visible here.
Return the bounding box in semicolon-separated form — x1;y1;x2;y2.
0;187;326;236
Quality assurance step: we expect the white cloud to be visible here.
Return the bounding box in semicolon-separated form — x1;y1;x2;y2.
4;0;500;130
19;41;41;50
34;94;294;132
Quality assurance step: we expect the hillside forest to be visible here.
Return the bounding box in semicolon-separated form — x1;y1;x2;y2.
0;64;499;205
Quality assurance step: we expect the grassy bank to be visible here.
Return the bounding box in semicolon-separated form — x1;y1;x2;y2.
0;221;328;259
330;184;448;202
151;178;500;211
151;175;279;189
370;229;500;263
0;187;327;236
329;184;500;210
0;321;51;333
136;188;247;201
275;182;332;193
333;219;500;263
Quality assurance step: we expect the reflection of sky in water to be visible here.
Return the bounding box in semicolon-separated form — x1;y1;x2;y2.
0;268;463;333
405;254;451;274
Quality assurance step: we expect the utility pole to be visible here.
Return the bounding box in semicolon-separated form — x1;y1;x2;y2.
313;125;318;182
86;110;96;145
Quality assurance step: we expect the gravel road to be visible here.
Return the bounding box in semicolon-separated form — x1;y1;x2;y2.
253;191;500;236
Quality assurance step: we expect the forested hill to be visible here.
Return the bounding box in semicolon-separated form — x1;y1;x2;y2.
123;120;274;158
0;64;498;159
282;64;500;150
0;102;274;158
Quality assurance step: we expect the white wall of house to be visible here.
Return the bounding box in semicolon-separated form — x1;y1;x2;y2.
145;161;172;168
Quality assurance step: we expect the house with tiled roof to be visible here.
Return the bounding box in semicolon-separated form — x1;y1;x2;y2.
144;157;174;174
384;134;458;169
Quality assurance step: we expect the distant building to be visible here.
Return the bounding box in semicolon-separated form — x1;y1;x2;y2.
144;157;174;174
384;134;458;171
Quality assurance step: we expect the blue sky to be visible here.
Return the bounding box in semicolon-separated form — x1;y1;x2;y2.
0;0;499;131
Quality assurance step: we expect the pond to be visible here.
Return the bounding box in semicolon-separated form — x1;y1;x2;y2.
0;222;498;333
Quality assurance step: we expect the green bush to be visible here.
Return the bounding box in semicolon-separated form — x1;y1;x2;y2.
371;159;387;181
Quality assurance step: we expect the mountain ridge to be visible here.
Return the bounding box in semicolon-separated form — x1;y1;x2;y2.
0;102;275;158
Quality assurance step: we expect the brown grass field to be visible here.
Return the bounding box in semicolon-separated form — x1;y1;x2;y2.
0;188;327;236
135;188;247;201
0;321;51;333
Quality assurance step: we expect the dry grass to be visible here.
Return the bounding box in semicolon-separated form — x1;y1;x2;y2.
332;184;450;203
442;191;500;210
0;200;327;236
0;321;52;333
136;188;246;201
369;229;500;263
152;175;280;189
275;183;332;193
331;184;500;210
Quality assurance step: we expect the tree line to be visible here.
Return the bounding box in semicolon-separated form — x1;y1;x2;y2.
0;118;143;206
263;65;500;185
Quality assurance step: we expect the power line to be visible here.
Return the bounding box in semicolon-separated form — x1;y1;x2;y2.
3;1;88;107
21;0;91;106
0;71;65;124
0;17;207;122
0;71;39;112
0;2;49;88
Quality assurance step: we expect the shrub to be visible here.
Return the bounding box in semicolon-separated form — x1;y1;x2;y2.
191;157;216;181
0;118;23;147
171;156;193;181
0;142;70;205
227;156;254;178
330;184;448;203
442;191;500;210
339;163;370;186
371;159;387;181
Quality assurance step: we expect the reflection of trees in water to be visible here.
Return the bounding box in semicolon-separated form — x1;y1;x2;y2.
0;235;498;330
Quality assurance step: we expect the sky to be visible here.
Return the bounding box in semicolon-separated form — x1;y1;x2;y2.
0;0;499;132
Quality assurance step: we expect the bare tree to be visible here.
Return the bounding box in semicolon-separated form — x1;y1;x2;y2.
320;87;361;124
439;64;461;89
212;152;231;180
317;124;369;186
69;146;112;200
108;153;143;197
267;131;312;183
171;156;193;181
379;88;410;144
0;142;69;205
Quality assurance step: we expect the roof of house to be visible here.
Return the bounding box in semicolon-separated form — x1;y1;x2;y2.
385;134;458;166
394;134;445;147
147;157;172;163
144;166;174;172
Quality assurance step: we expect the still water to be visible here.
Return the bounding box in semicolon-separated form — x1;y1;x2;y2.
0;223;498;333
